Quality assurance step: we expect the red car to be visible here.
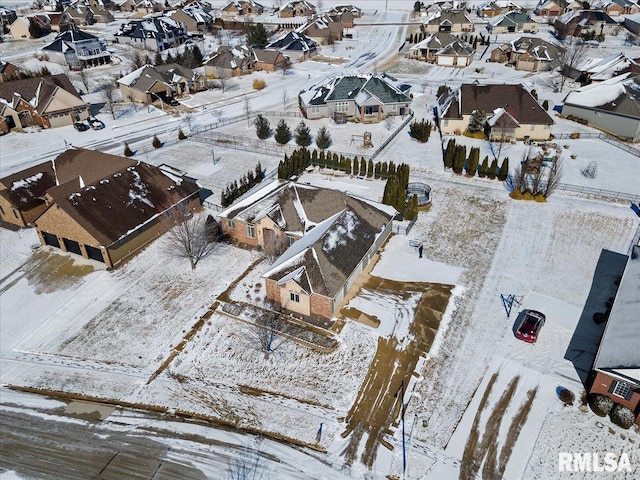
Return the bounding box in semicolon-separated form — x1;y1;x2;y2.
516;310;546;343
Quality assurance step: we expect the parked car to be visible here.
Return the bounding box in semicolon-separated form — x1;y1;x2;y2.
89;118;105;130
167;98;180;106
73;121;90;132
516;310;546;343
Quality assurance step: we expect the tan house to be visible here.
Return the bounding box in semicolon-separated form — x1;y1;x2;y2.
555;10;619;38
490;36;564;71
26;149;201;268
296;14;343;45
169;6;214;35
279;0;316;18
204;45;256;78
220;0;265;16
408;32;474;66
0;74;90;134
422;10;474;33
218;181;395;319
254;48;290;72
535;0;568;17
118;63;206;104
9;14;51;38
436;83;554;140
487;11;539;34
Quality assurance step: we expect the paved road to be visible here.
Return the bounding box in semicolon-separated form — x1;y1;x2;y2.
0;388;360;480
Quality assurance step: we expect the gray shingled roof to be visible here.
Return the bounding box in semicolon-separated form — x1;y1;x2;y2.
304;73;411;107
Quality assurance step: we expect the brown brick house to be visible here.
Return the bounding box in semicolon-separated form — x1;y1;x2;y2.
279;0;316;18
1;148;200;268
218;181;395;319
588;245;640;423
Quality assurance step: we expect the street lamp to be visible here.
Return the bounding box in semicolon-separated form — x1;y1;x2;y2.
148;91;169;136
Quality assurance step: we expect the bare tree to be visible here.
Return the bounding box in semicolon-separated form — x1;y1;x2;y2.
244;96;252;127
512;148;530;193
281;88;288;112
558;37;586;92
530;161;544;195
543;157;563;198
242;303;296;359
420;79;428;93
278;58;292;77
486;125;511;162
78;68;91;93
164;203;220;270
100;81;118;120
183;112;194;133
218;76;228;93
225;438;272;480
384;115;395;131
316;0;324;12
212;108;224;123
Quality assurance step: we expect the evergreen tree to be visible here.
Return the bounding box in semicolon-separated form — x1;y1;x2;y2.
395;183;406;214
152;135;162;148
352;158;359;176
345;158;352;175
444;139;456;169
404;194;418;221
467;110;487;134
374;162;381;178
246;23;271;47
465;147;479;176
274;119;291;145
154;52;163;66
28;20;43;39
124;143;133;157
315;126;332;149
381;162;388;178
487;158;498;179
367;159;374;178
311;149;318;166
178;128;186;140
382;176;397;206
453;145;466;174
542;99;549;110
294;121;312;147
319;150;326;168
278;160;286;179
255;162;264;181
360;158;367;177
498;157;509;181
478;156;488;178
388;161;396;177
190;45;204;67
254;114;272;139
165;52;175;64
409;119;432;142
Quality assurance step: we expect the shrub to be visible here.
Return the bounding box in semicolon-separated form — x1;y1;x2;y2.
542;100;549;111
252;78;266;90
315;126;332;150
558;387;575;406
254;114;272;139
521;190;534;201
409;119;432;142
152;135;161;148
588;394;614;417
124;143;134;157
610;404;635;429
294;121;312;147
274;119;291;145
569;132;581;139
178;128;186;140
534;193;546;203
509;190;522;200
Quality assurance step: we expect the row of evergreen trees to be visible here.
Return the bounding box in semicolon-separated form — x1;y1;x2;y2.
220;163;265;207
130;45;205;72
406;31;489;48
255;116;335;150
382;163;417;219
443;139;509;180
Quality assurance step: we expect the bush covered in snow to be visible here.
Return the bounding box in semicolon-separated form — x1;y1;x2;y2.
558;387;575;406
588;394;614;417
610;404;635;430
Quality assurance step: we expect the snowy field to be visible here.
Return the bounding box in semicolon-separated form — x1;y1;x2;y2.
1;3;640;478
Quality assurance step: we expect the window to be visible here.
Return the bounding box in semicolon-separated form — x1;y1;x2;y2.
308;106;319;114
228;219;235;229
335;102;349;113
612;381;631;399
443;119;449;127
364;105;379;115
286;235;295;247
290;291;300;303
530;124;535;131
246;224;255;238
391;104;397;111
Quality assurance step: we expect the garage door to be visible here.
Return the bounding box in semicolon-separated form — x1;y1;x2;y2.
85;245;104;263
438;56;455;66
62;238;82;256
42;232;60;248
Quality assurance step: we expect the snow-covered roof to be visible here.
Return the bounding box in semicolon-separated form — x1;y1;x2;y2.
593;246;640;383
563;72;640;118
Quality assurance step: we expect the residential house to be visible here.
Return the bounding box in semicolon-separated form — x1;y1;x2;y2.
327;4;361;18
610;0;640;14
41;28;111;69
266;31;317;61
220;0;264;16
9;15;51;39
299;73;412;122
418;1;467;15
48;12;75;32
436;83;554;140
408;32;474;67
278;0;316;18
599;0;626;16
588;245;640;423
555;10;619;38
177;0;213;12
490;36;565;71
217;181;396;319
422;10;474;33
476;1;521;18
0;74;90;134
116;0;163;14
0;7;17;32
254;48;290;72
487;11;539;34
169;6;214;36
7;148;202;268
296;14;343;45
204;45;256;78
535;0;568;17
114;17;187;51
118;63;206;104
623;12;640;35
567;52;640;84
562;73;640;141
0;61;22;82
64;1;114;24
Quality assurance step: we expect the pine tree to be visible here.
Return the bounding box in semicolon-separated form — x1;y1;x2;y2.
154;52;163;66
294;121;312;147
178;128;186;140
360;158;367;177
542;100;549;110
315;126;332;149
498;157;509;181
165;52;174;64
478;156;488;178
367;160;374;178
465;147;479;176
246;23;271;47
409;119;432;142
319;150;326;168
374;162;381;178
274;119;291;145
388;161;396;177
254;114;272;139
381;162;388;178
255;162;264;181
124;143;133;157
395;183;406;214
311;149;318;166
345;158;352;174
453;145;466;174
487;158;498;179
444;138;456;168
352;158;359;176
382;176;397;206
467;110;487;134
152;135;161;148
